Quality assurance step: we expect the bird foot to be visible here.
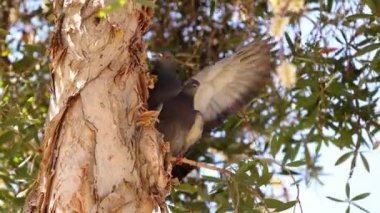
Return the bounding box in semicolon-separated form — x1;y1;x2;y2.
174;154;184;165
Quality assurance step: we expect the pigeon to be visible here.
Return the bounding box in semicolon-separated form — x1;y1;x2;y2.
149;40;274;158
156;79;204;155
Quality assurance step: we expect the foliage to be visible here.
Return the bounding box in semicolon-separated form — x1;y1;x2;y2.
0;0;379;212
0;0;51;210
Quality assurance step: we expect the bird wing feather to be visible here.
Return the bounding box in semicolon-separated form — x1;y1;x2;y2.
185;112;204;152
193;40;274;123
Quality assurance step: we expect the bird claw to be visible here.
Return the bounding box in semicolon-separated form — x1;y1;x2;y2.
175;154;184;165
136;110;160;126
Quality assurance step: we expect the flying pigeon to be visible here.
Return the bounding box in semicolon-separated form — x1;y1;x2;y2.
149;40;274;157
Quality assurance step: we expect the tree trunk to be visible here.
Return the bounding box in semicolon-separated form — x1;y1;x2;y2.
24;1;171;212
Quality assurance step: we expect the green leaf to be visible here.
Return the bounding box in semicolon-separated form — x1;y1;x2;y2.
168;204;188;212
360;153;370;172
210;0;216;16
202;175;224;183
285;32;295;53
326;196;344;202
175;184;198;194
355;43;380;57
335;152;353;166
184;201;208;211
338;128;353;147
264;198;284;208
24;44;45;54
327;0;333;12
0;131;15;145
351;192;370;201
264;198;297;211
326;81;347;96
270;135;281;157
236;161;256;176
363;0;380;15
286;160;306;167
372;49;380;70
295;57;316;63
26;96;34;103
258;163;273;186
346;206;350;213
345;183;350;198
346;14;374;21
296;93;319;109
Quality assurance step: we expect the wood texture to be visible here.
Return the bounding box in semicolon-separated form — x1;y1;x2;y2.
24;1;171;212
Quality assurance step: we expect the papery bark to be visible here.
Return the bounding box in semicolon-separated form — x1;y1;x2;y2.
24;1;171;212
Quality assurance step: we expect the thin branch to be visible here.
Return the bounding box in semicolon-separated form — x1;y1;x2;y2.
252;156;304;213
170;157;233;176
172;156;303;213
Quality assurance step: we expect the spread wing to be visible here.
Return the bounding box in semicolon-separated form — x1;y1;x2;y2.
193;40;274;123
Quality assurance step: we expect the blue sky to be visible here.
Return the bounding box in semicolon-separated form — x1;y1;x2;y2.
283;146;379;213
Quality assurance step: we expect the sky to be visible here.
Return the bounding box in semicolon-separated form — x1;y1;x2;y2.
282;146;379;213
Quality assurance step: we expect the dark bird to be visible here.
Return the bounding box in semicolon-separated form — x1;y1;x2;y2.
149;40;274;176
156;79;203;156
148;52;182;109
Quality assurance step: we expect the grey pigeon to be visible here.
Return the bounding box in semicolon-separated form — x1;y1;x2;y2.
149;40;274;157
156;79;203;155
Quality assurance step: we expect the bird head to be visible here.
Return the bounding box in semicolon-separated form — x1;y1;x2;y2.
182;79;200;96
152;52;177;75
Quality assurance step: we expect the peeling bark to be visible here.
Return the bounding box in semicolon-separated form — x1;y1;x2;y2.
24;1;171;212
